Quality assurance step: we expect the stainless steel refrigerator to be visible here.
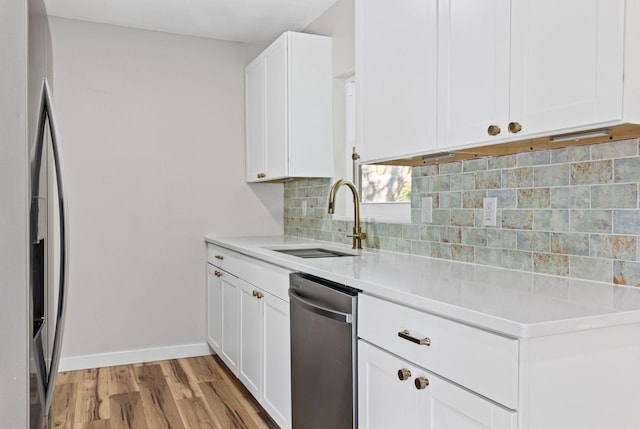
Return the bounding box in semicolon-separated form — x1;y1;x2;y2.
1;0;69;427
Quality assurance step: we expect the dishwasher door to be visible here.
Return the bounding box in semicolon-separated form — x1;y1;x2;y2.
289;273;359;429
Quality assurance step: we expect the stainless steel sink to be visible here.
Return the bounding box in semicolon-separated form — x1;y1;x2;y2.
272;247;355;259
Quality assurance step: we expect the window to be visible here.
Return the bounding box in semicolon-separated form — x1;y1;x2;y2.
345;78;411;222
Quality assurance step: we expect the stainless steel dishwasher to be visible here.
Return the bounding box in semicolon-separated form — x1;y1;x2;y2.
289;273;359;429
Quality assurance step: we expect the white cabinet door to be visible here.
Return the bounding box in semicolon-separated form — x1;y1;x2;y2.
206;265;222;353
238;281;263;399
220;272;240;375
356;0;437;162
510;0;624;136
359;341;517;429
263;34;288;180
437;0;511;148
262;293;291;429
245;56;266;182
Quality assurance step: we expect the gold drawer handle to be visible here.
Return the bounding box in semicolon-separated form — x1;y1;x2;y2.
487;124;501;136
257;173;266;179
398;330;431;346
252;290;264;299
397;368;412;381
415;377;429;390
215;255;224;260
214;271;222;277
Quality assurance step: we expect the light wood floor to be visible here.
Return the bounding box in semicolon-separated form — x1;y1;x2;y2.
53;354;279;429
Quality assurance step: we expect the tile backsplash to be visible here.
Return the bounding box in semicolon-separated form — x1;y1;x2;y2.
284;138;640;286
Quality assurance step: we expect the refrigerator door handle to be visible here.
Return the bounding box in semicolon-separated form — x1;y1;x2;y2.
38;78;70;413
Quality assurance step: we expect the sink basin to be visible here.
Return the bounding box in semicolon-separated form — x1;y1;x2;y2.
271;247;355;259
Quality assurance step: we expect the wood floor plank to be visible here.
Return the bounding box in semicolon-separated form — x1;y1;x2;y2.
175;397;222;429
134;364;185;429
110;392;149;429
52;382;77;429
77;420;111;429
159;359;200;400
179;355;222;383
109;365;139;395
199;380;267;429
74;373;103;425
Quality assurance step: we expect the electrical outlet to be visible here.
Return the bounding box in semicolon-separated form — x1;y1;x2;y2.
421;197;433;223
483;197;497;226
302;200;307;216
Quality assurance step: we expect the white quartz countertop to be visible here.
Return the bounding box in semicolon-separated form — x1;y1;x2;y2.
205;235;640;339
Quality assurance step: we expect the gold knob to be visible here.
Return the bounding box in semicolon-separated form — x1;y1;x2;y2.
508;122;522;133
215;255;224;260
397;369;412;381
487;125;501;136
414;377;429;390
257;173;266;179
256;291;264;299
214;271;222;277
252;290;258;297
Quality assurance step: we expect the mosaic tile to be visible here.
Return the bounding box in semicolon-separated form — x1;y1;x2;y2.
487;229;517;249
412;176;430;194
502;168;533;188
396;239;412;254
591;139;638;160
451;245;475;263
591;184;638;209
379;237;398;252
502;209;533;230
430;243;452;259
475;247;502;267
590;234;636;260
462;190;486;208
487;189;517;208
534;164;571;187
431;209;451;226
517;231;550;252
614;158;640;183
550;232;590;256
613;210;640;234
571;160;613;185
462;228;488;246
501;250;533;271
463;158;488;172
533;253;569;276
550;145;590;164
613;261;640;286
386;223;403;238
440;192;462;209
420;225;440;242
451;209;475;227
532;209;569;232
517;150;550;166
569;256;613;283
411;240;431;256
430;175;451;192
451;173;476;191
439;161;462;174
488;154;517;170
550;186;591;209
440;226;462;244
402;224;421;239
570;210;612;233
517;188;550;208
475;170;502;189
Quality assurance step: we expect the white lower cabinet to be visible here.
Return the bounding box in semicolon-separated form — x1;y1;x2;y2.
359;341;517;429
207;244;292;429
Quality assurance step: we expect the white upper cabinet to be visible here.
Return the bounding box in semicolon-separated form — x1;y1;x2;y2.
356;0;437;163
509;0;625;136
245;31;333;182
437;0;511;148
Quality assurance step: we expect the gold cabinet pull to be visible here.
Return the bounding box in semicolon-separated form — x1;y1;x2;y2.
398;330;431;346
215;255;224;260
508;121;523;133
257;173;266;179
397;369;412;381
214;271;222;277
414;377;429;390
252;290;258;297
256;291;264;299
487;125;501;136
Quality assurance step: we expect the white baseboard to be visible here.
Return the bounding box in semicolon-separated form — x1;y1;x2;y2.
58;342;212;372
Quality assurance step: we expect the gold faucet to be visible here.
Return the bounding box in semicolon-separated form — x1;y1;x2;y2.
328;179;367;249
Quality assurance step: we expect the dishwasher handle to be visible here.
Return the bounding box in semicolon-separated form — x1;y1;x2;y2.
289;289;353;324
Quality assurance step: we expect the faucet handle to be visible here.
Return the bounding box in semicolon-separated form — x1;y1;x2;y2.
347;231;367;240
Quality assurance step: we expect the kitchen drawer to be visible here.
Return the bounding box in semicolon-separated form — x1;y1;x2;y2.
207;244;240;273
358;293;518;409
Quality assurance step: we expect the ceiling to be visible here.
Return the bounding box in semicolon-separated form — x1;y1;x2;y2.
44;0;338;44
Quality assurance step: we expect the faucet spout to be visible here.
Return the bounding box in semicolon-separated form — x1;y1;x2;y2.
327;179;367;249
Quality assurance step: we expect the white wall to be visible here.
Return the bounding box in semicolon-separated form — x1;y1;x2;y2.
49;17;283;367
